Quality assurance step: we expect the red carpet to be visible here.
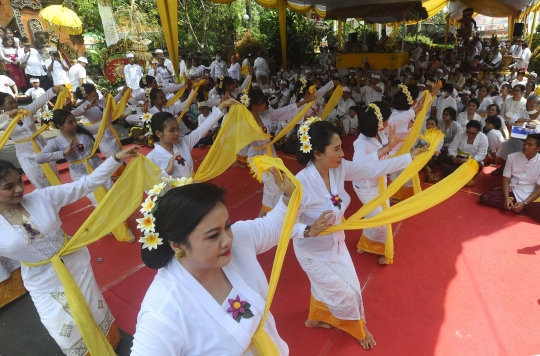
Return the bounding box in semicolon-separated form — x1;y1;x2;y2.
36;138;540;354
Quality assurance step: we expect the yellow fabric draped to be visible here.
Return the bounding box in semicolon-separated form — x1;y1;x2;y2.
193;105;270;182
241;64;250;76
0;109;31;150
377;176;393;263
165;86;187;108
70;95;131;241
176;79;206;123
320;85;343;120
112;88;132;120
247;155;302;356
53;86;70;110
22;155;162;356
245;135;475;353
156;0;180;83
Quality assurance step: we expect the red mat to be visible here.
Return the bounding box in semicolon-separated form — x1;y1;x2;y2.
45;138;540;354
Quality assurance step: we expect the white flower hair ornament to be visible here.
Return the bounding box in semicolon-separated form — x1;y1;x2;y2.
298;116;322;153
218;75;224;89
41;110;53;125
240;93;250;107
137;176;194;250
367;103;384;129
397;83;414;105
299;77;308;94
144;87;152;100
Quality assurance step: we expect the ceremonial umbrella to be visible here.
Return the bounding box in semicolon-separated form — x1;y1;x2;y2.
39;3;82;49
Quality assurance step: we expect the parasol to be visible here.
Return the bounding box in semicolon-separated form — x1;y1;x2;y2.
40;3;82;49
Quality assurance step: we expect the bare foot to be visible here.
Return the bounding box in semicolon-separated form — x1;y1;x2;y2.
305;319;333;329
378;256;390;265
357;248;365;254
232;160;247;168
357;324;376;349
126;228;136;243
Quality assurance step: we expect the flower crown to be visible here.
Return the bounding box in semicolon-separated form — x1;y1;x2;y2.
397;84;414;105
298;116;322;153
137;176;194;250
80;86;87;98
140;112;153;135
144;87;152;100
142;76;147;86
239;88;250;107
218;75;224;89
299;77;307;94
367;103;384;129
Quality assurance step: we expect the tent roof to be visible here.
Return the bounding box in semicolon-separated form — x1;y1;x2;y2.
324;1;428;22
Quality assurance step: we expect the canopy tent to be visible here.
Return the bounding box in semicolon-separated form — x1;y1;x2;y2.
325;1;428;22
201;0;539;69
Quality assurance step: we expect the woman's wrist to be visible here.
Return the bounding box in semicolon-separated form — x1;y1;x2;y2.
112;154;122;163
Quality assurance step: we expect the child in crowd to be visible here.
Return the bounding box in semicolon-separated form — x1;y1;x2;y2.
340;106;359;136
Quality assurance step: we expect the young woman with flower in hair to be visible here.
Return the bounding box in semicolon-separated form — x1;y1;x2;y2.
0;146;138;355
291;119;426;349
0;86;61;189
237;88;317;217
71;83;129;158
146;98;239;178
132;169;298;355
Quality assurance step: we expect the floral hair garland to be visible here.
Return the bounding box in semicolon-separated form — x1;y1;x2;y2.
240;88;250;107
298;116;322;153
298;77;307;94
137;176;194;250
366;103;384;129
41;110;53;125
80;86;87;98
142;76;147;86
144;87;152;100
397;83;414;105
218;75;224;89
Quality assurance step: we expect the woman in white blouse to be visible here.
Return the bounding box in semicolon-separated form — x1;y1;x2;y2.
291;121;424;350
476;85;493;116
501;84;526;126
457;98;484;129
132;173;297;355
445;120;488;185
0;87;60;188
0;147;138;355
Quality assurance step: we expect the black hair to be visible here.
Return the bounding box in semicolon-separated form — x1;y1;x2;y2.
356;101;392;138
142;183;226;269
485;115;502;130
393;84;419;110
443;83;454;93
237;89;267;111
0;92;14;106
467;98;480;109
149;112;177;141
443;107;457;121
349;105;358;113
216;76;234;95
0;160;17;182
293;79;314;102
2;37;15;48
426;117;438;126
518;71;526;76
527;82;536;91
487;104;500;114
52;109;95;141
466;120;482;131
149;88;164;103
139;75;156;89
75;83;97;100
514;84;526;92
527;133;540;147
501;83;512;92
296;121;341;165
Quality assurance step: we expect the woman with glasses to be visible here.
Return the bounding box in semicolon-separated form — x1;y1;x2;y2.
501;84;526;128
444;120;488;186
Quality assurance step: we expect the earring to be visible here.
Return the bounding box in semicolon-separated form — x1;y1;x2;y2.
175;249;186;260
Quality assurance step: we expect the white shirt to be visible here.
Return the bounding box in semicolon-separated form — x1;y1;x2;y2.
486;129;504;158
504;152;540;202
511;78;527;88
44;58;69;85
22;48;47;76
457;112;485;130
68;63;86;91
501;97;527;119
0;75;16;95
361;82;385;104
435;95;458;122
448;131;488;162
147;107;223;178
253;57;270;78
131;200;290;356
228;62;241;81
516;48;531;69
24;87;45;100
210;60;228;81
124;63;143;89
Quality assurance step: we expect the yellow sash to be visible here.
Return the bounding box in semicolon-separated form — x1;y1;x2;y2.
175;79;206;123
22;155;162;356
320;84;343;120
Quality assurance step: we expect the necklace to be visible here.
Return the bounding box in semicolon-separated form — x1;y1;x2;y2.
1;208;16;215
